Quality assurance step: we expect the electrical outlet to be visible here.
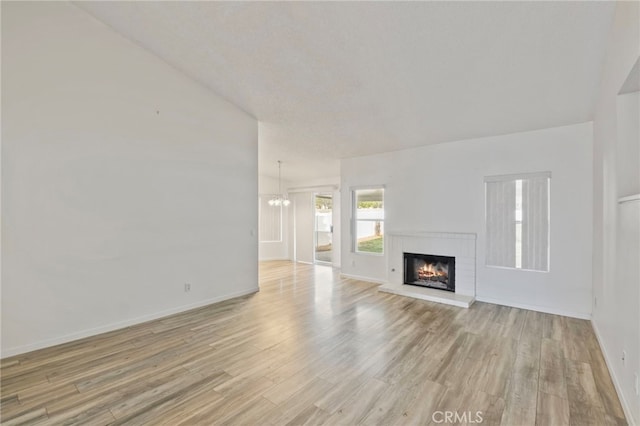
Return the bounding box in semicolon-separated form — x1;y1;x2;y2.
635;372;639;396
184;283;191;293
594;296;597;308
351;260;356;267
622;350;626;365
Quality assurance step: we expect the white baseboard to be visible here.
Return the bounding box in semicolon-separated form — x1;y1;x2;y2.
1;287;259;359
475;295;591;320
339;273;387;285
592;321;637;426
259;257;291;261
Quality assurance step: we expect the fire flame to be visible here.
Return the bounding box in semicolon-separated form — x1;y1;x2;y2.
417;263;447;280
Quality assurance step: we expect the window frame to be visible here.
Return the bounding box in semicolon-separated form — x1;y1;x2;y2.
351;186;385;256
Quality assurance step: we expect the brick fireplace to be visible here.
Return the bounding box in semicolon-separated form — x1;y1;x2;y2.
378;231;476;307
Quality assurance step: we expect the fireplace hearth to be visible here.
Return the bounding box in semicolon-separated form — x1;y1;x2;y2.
404;252;455;292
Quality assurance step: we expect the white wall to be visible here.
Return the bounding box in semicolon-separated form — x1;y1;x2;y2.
614;198;640;425
258;175;291;261
592;2;640;423
1;2;258;357
616;92;640;198
341;122;593;317
292;192;314;264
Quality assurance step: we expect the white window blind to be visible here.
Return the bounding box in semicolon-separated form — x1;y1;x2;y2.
485;172;550;272
259;196;282;242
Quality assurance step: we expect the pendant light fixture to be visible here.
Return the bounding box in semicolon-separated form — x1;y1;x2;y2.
268;160;290;207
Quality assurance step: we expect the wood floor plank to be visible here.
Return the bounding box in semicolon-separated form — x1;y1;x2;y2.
324;377;388;425
2;383;79;422
561;317;592;363
567;403;623;426
219;396;278;426
0;359;20;369
192;378;275;425
542;313;564;341
539;338;568;398
536;391;570;426
429;385;504;426
262;367;318;406
373;330;433;385
264;376;335;425
565;359;604;410
585;333;627;420
43;408;115;426
500;312;542;426
482;336;517;399
109;371;209;419
0;261;626;426
392;378;446;425
563;356;625;426
283;405;330;426
0;394;21;419
112;375;226;426
1;407;48;426
358;382;416;425
314;370;370;414
466;390;505;426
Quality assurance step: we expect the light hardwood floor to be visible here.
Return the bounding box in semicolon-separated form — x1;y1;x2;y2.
1;261;626;425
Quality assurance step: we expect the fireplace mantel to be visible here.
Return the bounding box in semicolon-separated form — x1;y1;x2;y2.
378;231;477;308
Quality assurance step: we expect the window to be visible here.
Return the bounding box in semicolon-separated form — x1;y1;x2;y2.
485;173;550;271
259;195;282;242
353;188;384;254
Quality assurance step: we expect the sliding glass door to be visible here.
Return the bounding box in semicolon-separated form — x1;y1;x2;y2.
314;194;333;264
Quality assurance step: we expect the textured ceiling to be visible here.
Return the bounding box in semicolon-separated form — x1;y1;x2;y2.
76;1;615;181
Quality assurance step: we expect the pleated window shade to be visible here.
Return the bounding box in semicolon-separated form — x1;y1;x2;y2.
485;172;550;272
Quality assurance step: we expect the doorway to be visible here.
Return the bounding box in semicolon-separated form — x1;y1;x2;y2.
314;194;333;264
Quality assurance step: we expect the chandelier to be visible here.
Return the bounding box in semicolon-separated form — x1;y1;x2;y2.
268;160;290;207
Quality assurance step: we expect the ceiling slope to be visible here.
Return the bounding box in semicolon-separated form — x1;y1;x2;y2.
76;1;615;181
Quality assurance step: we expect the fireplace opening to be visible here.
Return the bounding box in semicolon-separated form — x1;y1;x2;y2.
404;252;455;292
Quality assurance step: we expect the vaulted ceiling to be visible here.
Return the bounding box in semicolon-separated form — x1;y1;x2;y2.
76;1;615;181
